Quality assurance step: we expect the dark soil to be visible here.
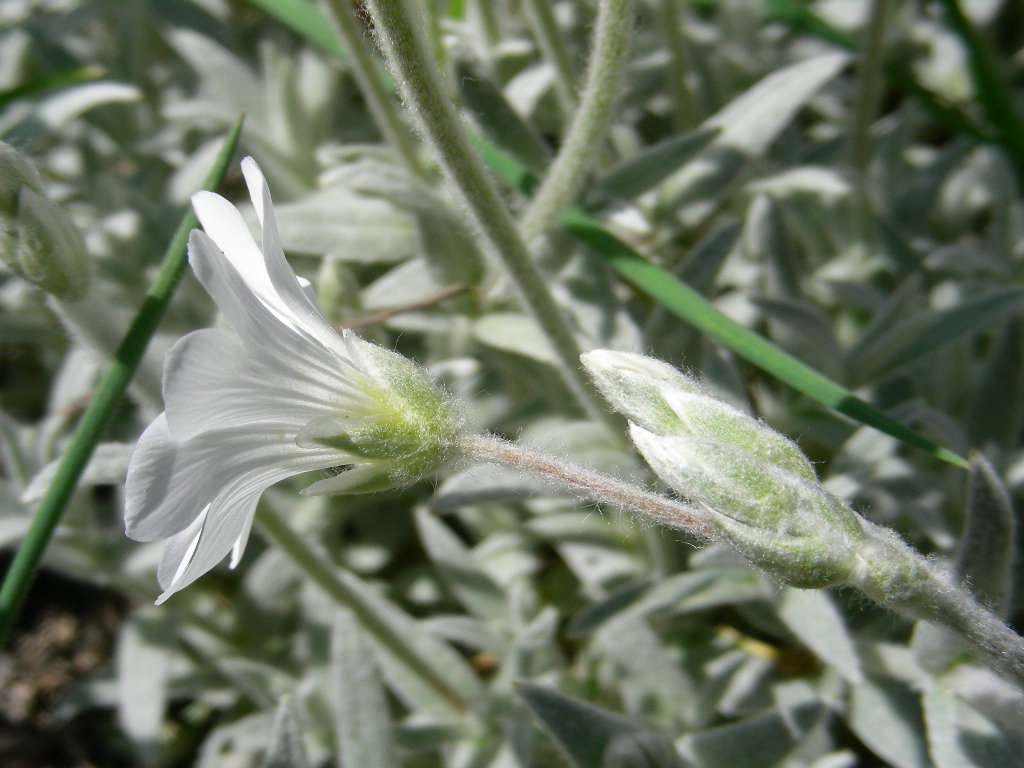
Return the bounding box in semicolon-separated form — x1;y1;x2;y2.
0;563;133;767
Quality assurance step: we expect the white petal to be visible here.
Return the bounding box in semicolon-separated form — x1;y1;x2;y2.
153;448;341;602
187;230;295;345
191;189;284;318
239;159;376;362
154;498;251;603
187;231;368;392
125;414;215;542
229;509;256;569
162;328;350;441
154;504;209;604
125;418;342;543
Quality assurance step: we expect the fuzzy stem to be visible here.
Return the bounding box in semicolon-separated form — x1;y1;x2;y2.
849;524;1024;687
465;431;1024;685
363;0;608;424
255;504;473;712
471;0;501;48
918;571;1024;687
523;0;579;118
659;0;695;131
518;0;636;245
850;0;889;172
461;432;712;538
321;0;427;179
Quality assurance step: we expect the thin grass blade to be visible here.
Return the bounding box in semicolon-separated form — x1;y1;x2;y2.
0;116;244;645
246;0;347;60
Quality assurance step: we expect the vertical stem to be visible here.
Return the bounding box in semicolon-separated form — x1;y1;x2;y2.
363;0;609;424
321;0;427;179
523;0;579;118
0;119;243;646
518;0;636;245
850;0;889;172
255;505;472;712
471;0;501;48
659;0;695;131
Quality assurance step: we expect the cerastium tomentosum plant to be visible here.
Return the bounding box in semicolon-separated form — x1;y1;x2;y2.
125;158;464;604
128;157;1024;687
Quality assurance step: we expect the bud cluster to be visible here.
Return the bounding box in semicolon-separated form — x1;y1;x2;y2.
581;350;870;588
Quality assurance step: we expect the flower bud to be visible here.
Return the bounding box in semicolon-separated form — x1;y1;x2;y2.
629;423;863;587
0;142;89;300
581;349;700;434
582;350;816;480
585;349;867;588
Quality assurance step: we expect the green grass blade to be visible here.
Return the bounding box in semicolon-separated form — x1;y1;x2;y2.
0;117;245;646
0;65;106;110
560;207;967;469
937;0;1024;190
245;0;347;60
475;137;967;467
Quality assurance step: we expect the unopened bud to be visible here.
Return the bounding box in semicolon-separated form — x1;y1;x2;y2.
582;350;816;479
629;423;863;587
0;142;89;300
584;349;866;588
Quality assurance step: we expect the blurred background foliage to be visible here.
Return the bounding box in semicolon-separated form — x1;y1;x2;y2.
1;0;1024;766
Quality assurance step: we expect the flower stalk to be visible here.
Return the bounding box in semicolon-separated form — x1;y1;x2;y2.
460;432;713;539
362;0;608;424
523;0;579;119
848;520;1024;687
320;0;426;179
518;0;636;245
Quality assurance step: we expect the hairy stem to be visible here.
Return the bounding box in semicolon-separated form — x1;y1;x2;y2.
321;0;426;179
523;0;579;118
518;0;636;245
461;432;712;538
659;0;695;130
465;431;1024;685
919;571;1024;687
849;523;1024;687
363;0;608;424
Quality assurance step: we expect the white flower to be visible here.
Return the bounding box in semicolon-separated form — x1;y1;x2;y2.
125;158;459;604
